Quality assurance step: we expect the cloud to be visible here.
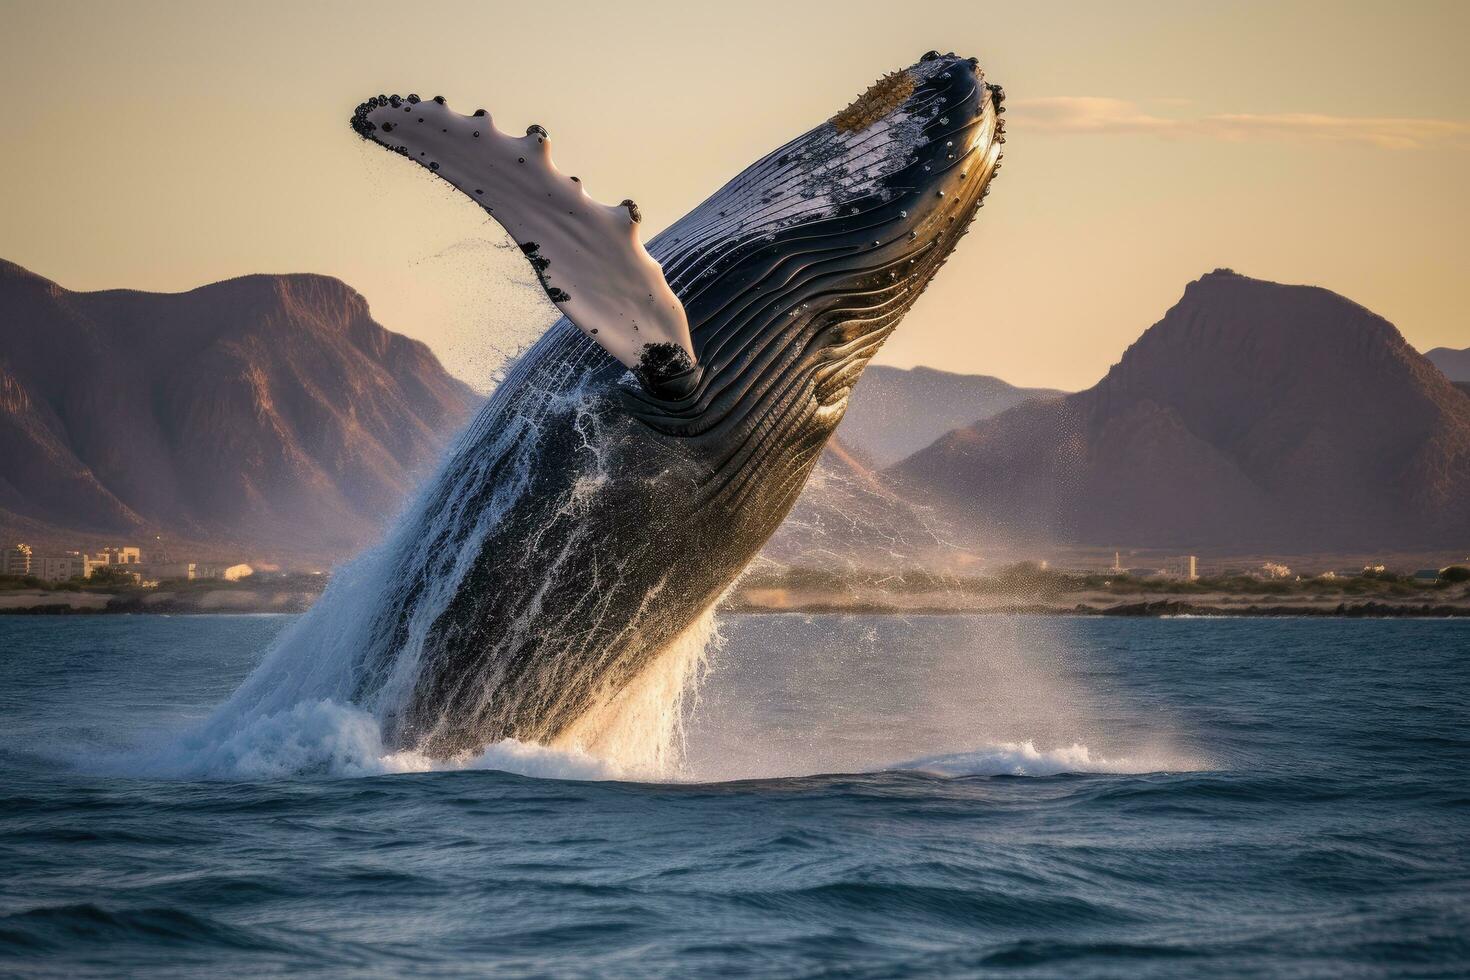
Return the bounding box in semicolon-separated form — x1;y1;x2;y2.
1012;97;1470;150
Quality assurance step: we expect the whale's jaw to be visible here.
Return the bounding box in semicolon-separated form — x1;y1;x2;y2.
614;52;1004;532
631;52;1002;423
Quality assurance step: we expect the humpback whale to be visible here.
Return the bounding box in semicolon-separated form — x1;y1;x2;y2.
307;51;1004;759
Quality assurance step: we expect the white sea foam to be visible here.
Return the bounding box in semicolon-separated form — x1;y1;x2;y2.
111;699;622;782
892;740;1189;778
114;713;1183;784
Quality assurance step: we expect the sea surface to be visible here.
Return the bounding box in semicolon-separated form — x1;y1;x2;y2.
1;614;1467;977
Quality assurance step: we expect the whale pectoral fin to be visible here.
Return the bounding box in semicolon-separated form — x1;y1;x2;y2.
351;94;698;397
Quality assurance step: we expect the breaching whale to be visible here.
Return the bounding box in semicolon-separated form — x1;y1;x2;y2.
327;51;1005;759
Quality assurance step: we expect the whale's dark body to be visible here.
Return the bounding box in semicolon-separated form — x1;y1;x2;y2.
349;53;1005;757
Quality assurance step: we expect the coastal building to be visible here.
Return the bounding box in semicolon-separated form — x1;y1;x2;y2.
5;545;148;581
2;543;32;576
104;546;142;566
81;552;112;578
35;551;84;581
144;561;197;581
1159;555;1200;580
194;562;255;581
79;546;144;577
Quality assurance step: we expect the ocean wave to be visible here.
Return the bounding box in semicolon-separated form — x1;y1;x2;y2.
96;693;1198;784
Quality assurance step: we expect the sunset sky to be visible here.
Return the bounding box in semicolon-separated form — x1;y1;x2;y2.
4;0;1467;391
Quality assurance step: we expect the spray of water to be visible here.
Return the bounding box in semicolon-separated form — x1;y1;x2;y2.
121;323;726;781
552;605;722;777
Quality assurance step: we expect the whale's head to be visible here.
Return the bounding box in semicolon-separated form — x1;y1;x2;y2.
627;51;1004;508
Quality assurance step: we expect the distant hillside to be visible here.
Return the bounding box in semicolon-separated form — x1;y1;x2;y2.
1425;346;1470;382
891;270;1470;553
0;260;479;561
836;365;1062;467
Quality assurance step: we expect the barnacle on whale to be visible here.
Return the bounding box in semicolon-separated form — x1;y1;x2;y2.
831;69;917;132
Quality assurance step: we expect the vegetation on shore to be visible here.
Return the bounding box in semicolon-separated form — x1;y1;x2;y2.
0;573;329;615
724;562;1470;615
0;572;329;594
737;562;1470;598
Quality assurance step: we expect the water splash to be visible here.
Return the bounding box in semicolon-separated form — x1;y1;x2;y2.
553;605;722;777
145;331;720;781
116;698;620;781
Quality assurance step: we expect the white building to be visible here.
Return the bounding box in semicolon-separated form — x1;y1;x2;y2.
2;543;32;576
198;563;255;581
35;551;84;581
143;561;197;581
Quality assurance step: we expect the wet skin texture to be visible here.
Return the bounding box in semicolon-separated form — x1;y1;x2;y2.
350;53;1006;756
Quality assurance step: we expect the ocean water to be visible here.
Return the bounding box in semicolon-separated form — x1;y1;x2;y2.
1;613;1467;977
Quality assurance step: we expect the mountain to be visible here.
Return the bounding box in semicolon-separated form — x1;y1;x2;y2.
1425;346;1470;382
0;259;479;561
891;270;1470;554
835;365;1062;467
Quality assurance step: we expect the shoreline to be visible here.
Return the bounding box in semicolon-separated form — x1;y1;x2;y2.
0;589;319;616
722;599;1470;618
2;590;1466;619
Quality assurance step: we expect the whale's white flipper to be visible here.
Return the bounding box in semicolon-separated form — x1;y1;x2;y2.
352;94;698;395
